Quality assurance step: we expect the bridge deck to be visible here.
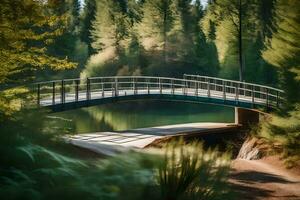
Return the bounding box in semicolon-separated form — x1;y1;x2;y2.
66;122;239;156
40;88;268;108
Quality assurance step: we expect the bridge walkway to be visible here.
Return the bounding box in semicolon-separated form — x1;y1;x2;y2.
35;75;284;111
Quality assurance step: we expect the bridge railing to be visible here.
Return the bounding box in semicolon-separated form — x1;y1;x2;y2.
183;74;284;107
34;75;284;109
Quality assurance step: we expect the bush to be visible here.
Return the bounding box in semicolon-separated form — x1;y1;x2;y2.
158;139;232;200
259;105;300;167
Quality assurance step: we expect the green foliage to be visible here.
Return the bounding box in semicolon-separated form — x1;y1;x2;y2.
42;0;88;80
0;87;30;120
201;0;278;84
81;0;145;78
259;106;300;167
0;110;233;200
262;0;300;104
80;0;96;54
91;0;131;51
201;0;240;79
158;139;232;200
83;0;219;78
0;0;77;86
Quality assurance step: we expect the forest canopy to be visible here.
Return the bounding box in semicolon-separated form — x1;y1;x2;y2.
1;0;299;112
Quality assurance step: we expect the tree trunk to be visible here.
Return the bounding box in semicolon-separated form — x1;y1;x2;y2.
238;0;244;81
163;3;167;65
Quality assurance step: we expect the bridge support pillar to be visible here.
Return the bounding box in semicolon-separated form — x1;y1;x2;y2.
235;107;259;127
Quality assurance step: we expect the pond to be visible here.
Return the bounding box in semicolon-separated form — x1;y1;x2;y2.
51;100;235;134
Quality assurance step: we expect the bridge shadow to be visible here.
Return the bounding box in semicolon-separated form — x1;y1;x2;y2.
121;124;238;136
229;169;299;200
123;126;209;136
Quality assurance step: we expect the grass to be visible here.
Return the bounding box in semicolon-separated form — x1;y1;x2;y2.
158;139;232;200
0;108;234;200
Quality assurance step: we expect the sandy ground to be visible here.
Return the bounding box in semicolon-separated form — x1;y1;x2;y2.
229;156;300;200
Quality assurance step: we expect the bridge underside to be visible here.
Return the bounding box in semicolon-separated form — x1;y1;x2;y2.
45;94;262;127
46;93;269;112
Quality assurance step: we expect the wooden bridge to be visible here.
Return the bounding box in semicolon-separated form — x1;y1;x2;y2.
35;74;284;125
32;74;285;154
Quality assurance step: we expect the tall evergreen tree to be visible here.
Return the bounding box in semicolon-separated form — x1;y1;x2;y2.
83;0;145;77
240;0;277;84
137;0;174;65
41;0;87;79
263;0;300;105
91;0;130;53
201;0;278;82
0;0;76;86
80;0;96;55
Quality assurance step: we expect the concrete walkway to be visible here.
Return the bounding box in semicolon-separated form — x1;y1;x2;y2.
66;122;238;156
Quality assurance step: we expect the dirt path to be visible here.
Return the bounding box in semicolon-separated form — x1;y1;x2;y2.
229;156;300;200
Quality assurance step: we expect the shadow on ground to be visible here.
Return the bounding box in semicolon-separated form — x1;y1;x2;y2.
229;170;299;200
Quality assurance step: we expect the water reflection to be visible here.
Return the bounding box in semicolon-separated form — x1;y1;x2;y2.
52;100;235;133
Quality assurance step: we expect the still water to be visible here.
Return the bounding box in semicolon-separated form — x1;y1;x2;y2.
51;100;235;133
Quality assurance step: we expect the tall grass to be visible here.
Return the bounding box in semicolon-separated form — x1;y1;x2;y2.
158;140;232;200
0;110;233;200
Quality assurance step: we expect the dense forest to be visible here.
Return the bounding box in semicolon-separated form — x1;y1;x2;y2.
0;0;299;199
1;0;299;88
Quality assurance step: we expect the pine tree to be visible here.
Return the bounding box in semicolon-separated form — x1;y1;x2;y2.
263;0;300;104
83;0;144;77
46;0;82;58
137;0;174;65
0;0;76;86
239;0;277;84
80;0;96;55
91;0;130;53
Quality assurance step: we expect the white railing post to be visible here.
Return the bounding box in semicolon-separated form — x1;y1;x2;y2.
182;80;185;95
111;81;114;96
195;81;198;96
86;78;90;100
252;85;255;106
266;88;269;108
52;82;55;105
207;79;210;98
75;80;79;102
133;77;137;95
235;84;239;103
101;80;104;97
61;80;65;104
171;79;174;95
159;78;162;94
147;78;150;94
37;83;40;106
115;77;118;97
223;81;226;100
214;79;216;91
276;91;279;107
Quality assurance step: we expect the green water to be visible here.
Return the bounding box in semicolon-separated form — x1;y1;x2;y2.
52;100;235;133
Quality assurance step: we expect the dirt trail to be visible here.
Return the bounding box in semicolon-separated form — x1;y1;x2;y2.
229;156;300;200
